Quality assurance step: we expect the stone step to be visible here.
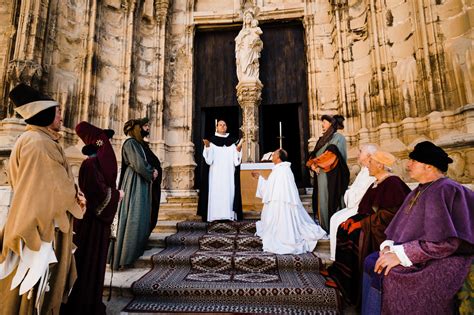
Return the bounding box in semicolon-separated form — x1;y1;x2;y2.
158;206;201;221
133;248;165;268
156;193;313;222
242;210;261;219
152;220;180;233
147;231;174;248
103;267;150;298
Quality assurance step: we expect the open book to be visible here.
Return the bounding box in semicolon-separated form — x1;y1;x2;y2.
261;151;273;161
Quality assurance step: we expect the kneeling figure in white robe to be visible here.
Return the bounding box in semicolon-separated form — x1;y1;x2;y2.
253;149;327;255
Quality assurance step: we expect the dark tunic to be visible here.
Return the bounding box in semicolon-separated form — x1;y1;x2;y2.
324;144;350;225
61;155;120;314
197;134;243;221
328;175;410;305
141;142;162;234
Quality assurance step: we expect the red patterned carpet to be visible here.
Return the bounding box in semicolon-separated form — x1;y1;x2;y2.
125;221;340;314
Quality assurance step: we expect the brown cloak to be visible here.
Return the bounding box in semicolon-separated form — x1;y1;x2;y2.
0;125;83;314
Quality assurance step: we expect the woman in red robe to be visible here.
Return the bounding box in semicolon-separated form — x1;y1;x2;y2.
61;122;123;315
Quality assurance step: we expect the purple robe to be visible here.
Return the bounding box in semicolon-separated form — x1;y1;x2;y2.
362;178;474;314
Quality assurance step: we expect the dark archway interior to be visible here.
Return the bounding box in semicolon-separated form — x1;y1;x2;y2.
193;21;310;189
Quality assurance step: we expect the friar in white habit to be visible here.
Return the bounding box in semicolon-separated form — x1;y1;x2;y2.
197;119;243;222
252;149;327;255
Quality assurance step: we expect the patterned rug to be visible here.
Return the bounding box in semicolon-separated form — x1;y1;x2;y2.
125;221;340;314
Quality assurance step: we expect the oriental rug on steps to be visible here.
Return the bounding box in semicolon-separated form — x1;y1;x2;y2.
125;221;340;314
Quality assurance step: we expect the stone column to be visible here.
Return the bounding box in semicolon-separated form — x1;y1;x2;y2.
235;6;263;162
237;81;262;162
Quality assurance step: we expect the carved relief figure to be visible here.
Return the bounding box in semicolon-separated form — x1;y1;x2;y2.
394;56;417;117
235;9;263;83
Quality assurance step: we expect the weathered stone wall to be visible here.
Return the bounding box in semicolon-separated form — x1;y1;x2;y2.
331;0;474;183
0;1;15;117
0;0;471;199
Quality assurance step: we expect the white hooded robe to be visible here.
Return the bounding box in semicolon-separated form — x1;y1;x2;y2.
255;162;327;254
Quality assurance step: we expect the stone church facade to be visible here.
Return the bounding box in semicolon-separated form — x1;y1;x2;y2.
0;0;472;206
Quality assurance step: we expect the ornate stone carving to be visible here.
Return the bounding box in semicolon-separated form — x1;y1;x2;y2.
0;158;10;186
155;0;170;24
394;56;418;118
142;0;155;20
7;60;43;88
142;0;170;23
241;105;258;141
236;81;262;162
236;82;262;104
165;165;195;190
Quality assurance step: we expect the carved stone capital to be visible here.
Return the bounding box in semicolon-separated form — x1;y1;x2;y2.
155;0;170;24
7;60;43;88
236;81;263;105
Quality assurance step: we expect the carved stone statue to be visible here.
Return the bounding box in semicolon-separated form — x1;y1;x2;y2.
235;9;263;83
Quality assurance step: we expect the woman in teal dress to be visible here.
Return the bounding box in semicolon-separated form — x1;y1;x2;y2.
308;115;349;232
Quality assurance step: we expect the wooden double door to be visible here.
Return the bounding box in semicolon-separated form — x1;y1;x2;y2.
193;21;310;188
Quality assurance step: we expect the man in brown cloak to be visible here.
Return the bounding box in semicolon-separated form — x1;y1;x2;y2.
0;83;85;314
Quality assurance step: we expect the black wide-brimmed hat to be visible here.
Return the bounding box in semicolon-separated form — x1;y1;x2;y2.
9;83;58;126
409;141;453;172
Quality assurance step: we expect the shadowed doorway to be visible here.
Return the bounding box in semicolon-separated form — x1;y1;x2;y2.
259;22;309;187
193;27;241;189
260;103;306;186
193;21;309;189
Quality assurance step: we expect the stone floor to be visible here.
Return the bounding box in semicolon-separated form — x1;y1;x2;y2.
104;296;130;315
